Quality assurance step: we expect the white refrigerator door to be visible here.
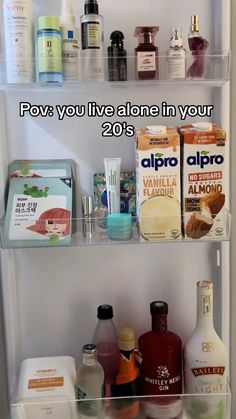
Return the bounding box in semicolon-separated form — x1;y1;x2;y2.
0;0;232;417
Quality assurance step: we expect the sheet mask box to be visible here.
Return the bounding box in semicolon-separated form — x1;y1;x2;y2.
9;160;73;179
179;122;227;239
16;356;77;419
136;126;182;240
94;172;136;230
3;177;73;248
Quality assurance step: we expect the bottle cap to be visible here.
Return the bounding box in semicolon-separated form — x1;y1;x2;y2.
84;0;99;15
197;281;213;290
82;344;97;354
192;122;213;131
110;31;125;47
170;27;183;48
38;16;60;31
191;15;199;32
150;301;168;315
118;327;136;351
147;125;167;134
60;0;75;26
97;304;113;319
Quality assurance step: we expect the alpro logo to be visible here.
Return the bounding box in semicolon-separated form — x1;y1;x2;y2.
141;153;178;171
187;150;224;169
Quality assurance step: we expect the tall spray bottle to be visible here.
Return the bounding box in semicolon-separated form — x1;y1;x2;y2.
60;0;79;81
80;0;105;81
3;0;34;83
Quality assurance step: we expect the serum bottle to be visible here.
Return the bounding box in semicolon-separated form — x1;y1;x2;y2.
60;0;79;81
80;0;105;82
108;31;127;82
134;26;159;80
168;27;186;79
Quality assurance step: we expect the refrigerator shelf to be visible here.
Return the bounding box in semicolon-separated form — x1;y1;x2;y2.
0;210;231;249
0;51;230;90
10;389;231;419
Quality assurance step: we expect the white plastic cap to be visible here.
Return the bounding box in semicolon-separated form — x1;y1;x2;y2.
192;122;213;131
147;125;167;134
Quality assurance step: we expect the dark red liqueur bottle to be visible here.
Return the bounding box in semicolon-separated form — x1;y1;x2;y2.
138;302;182;419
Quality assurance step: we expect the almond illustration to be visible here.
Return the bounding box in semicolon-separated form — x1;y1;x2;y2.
186;213;213;239
201;192;225;218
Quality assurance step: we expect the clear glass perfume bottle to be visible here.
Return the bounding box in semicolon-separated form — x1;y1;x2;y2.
168;27;186;79
187;15;209;79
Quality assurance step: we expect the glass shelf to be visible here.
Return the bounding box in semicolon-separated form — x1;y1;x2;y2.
11;389;231;419
0;211;231;249
0;51;230;91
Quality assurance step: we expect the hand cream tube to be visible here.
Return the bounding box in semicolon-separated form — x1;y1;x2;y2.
104;158;121;214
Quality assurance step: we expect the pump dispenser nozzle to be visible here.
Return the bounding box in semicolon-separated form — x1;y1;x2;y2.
84;0;99;14
61;0;75;26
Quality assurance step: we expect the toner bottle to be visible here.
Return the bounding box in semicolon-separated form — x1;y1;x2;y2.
3;0;34;83
60;0;79;81
80;0;104;81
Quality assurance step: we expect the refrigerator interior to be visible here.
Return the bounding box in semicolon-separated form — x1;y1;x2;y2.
0;0;231;416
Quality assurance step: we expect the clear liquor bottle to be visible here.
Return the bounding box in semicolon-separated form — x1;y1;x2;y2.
77;344;104;417
184;281;228;418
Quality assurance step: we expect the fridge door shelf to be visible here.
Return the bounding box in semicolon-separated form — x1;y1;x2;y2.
10;388;232;419
0;51;230;89
0;210;231;249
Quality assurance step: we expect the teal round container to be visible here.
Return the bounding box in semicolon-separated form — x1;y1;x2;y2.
107;213;132;241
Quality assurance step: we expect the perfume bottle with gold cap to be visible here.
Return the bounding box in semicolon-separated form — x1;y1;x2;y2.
187;15;209;78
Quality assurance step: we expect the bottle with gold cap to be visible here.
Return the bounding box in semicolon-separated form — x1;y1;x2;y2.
187;15;209;78
113;327;139;418
114;327;139;396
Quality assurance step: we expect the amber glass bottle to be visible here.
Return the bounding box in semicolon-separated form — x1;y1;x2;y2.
134;26;159;80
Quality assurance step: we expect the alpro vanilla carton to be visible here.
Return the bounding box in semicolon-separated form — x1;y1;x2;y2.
179;122;227;240
136;125;182;240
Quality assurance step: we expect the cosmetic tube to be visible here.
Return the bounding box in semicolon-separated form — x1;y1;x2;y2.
104;158;121;214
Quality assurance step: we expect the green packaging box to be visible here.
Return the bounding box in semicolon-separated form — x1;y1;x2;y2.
9;160;73;179
3;178;73;248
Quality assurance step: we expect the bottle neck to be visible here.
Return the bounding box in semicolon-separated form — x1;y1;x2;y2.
196;287;214;330
152;314;167;332
139;32;153;44
83;353;97;366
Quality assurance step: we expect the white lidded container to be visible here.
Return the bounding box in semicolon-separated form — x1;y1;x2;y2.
15;356;77;419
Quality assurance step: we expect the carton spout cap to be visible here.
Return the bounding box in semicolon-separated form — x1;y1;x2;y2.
192;122;213;131
147;125;167;134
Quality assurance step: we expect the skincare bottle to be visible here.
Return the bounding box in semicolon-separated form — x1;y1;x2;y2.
60;0;79;81
81;196;94;239
108;31;127;82
187;15;209;79
168;27;186;79
93;305;120;397
80;0;105;82
3;0;34;84
37;16;63;83
134;26;159;80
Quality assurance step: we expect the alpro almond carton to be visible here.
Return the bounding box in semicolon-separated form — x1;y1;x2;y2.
179;122;227;240
136;125;181;241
